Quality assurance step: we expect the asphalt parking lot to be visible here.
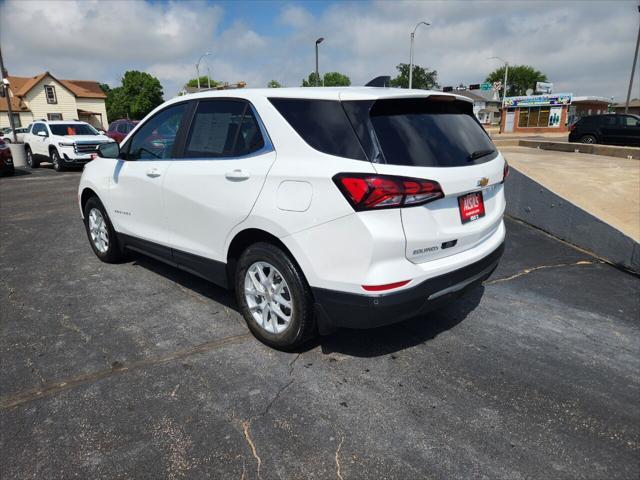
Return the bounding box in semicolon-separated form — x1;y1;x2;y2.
1;167;639;480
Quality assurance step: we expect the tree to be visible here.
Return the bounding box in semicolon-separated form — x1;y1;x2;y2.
105;71;164;120
485;65;548;97
185;75;219;89
390;63;439;90
302;71;351;87
267;80;282;88
323;72;351;87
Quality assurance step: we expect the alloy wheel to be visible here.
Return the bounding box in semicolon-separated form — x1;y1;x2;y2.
244;261;293;334
88;208;109;253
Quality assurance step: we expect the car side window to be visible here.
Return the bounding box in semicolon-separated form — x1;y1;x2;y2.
116;123;129;134
126;103;187;160
624;116;640;127
184;100;264;158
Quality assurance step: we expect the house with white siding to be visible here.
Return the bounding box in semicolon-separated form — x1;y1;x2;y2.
0;72;108;130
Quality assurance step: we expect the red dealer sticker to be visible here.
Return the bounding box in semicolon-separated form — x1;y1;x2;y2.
458;191;485;224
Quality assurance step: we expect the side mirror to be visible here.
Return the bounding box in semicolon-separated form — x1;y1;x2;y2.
37;130;47;137
97;142;120;159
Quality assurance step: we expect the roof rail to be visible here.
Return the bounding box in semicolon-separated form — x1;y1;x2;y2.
365;76;391;87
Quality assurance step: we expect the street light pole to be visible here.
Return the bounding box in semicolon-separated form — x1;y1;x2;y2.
624;5;640;114
0;44;17;143
409;21;430;89
315;37;324;87
489;56;509;108
196;52;211;90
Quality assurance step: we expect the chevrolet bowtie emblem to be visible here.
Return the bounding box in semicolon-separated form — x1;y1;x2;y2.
477;177;489;187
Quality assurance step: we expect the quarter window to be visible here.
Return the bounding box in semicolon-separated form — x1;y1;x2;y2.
45;85;57;104
126;103;187;160
185;100;265;158
624;116;640;127
269;98;366;160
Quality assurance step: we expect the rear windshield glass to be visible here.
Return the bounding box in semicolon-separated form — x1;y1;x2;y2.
269;98;366;160
345;98;497;167
50;124;98;136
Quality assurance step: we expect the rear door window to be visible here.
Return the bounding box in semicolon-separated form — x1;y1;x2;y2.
344;97;497;167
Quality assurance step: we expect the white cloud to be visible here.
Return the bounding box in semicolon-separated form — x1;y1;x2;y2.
1;0;637;101
280;5;314;29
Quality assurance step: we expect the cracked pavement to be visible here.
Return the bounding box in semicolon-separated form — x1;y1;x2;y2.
1;168;639;479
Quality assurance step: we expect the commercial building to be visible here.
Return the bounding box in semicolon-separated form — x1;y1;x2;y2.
0;71;108;130
612;99;640;115
500;93;573;133
499;94;612;133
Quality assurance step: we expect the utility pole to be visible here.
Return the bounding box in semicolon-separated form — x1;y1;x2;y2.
0;44;17;143
207;67;211;89
624;4;640;113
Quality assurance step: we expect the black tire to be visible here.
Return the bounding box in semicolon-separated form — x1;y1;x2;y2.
25;146;39;168
83;196;124;263
50;149;65;172
235;242;316;350
580;134;597;144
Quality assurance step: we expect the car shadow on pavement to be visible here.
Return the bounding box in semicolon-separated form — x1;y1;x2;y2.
129;253;240;310
2;168;32;177
130;251;483;357
313;287;484;357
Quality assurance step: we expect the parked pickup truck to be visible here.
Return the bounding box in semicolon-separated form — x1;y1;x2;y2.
23;120;114;172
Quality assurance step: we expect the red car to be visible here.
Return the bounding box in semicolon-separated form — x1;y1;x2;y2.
0;139;14;176
106;119;139;143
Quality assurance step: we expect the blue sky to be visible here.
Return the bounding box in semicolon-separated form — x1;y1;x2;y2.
1;0;638;102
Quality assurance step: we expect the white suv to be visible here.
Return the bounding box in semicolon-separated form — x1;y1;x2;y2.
79;88;506;349
24;120;113;172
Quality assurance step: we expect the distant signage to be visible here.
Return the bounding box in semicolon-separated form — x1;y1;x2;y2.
469;84;481;90
549;107;563;127
480;82;492;91
535;82;553;94
504;93;572;108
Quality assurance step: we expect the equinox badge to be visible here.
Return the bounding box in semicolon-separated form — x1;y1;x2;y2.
477;177;489;187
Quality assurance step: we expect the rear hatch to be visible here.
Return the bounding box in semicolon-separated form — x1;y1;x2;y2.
341;95;506;263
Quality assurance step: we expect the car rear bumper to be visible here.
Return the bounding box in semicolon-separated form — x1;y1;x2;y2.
312;242;504;331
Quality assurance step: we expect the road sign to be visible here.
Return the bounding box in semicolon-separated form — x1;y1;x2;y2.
480;82;492;90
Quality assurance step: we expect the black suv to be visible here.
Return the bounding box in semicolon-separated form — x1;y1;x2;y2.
568;114;640;146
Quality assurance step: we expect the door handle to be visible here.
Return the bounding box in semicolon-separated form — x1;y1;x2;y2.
225;169;250;181
146;168;161;178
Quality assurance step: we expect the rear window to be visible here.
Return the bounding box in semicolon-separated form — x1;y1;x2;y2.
344;98;497;167
269;98;366;160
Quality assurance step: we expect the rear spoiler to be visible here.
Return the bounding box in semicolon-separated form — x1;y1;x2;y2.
365;76;391;88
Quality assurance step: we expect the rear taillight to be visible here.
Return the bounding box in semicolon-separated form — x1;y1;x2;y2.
333;173;444;211
502;160;509;183
569;123;576;132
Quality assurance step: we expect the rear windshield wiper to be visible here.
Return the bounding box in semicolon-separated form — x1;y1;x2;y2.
467;149;495;161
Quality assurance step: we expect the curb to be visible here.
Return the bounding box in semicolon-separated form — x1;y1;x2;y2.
518;140;640;160
505;168;639;273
